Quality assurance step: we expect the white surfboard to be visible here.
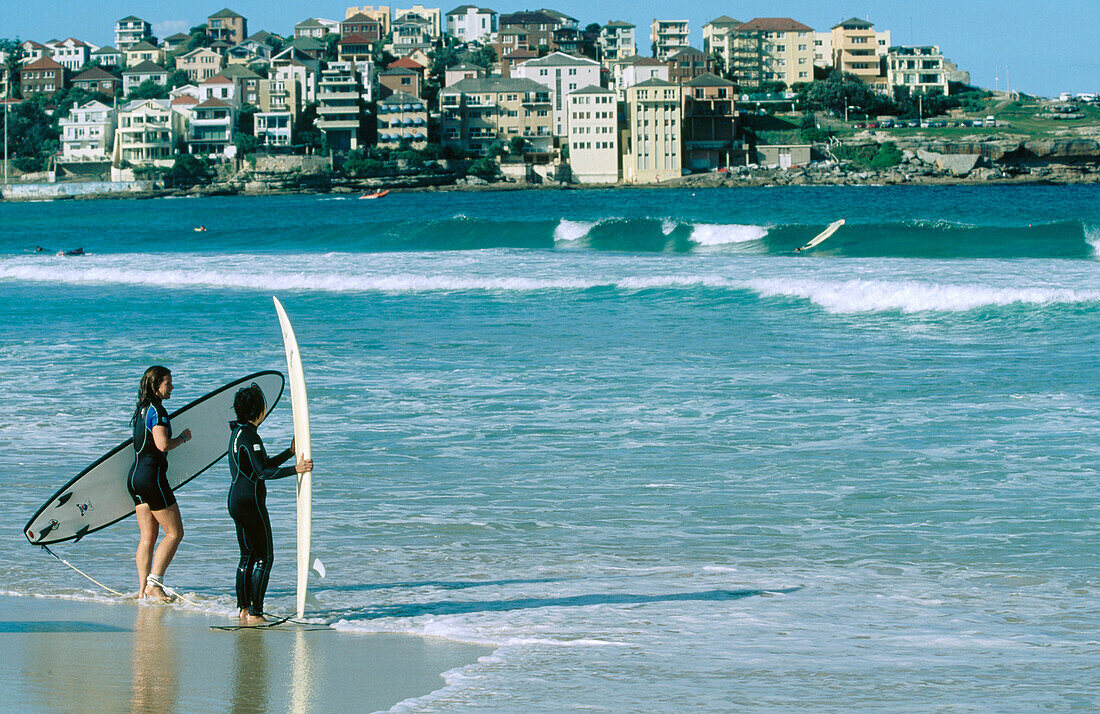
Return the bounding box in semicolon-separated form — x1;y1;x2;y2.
273;297;313;619
796;219;845;252
25;372;285;546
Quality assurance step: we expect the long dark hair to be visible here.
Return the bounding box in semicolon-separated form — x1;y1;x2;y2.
134;365;171;420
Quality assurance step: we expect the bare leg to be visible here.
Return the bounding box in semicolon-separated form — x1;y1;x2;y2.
144;503;183;600
135;504;159;597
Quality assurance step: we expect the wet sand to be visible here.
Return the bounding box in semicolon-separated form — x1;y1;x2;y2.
0;594;490;712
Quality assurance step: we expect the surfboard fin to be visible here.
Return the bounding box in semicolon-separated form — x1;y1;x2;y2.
305;589;321;607
310;557;326;579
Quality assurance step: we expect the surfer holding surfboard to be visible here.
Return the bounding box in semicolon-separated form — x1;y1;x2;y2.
127;366;192;601
227;384;313;625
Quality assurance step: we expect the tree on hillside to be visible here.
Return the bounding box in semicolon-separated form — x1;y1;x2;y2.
127;79;169;101
797;72;890;116
1;37;26;99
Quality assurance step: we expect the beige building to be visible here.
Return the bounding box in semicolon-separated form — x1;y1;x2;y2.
623;77;682;183
887;45;949;95
124;41;164;69
831;17;890;92
114;98;185;165
650;19;690;61
730;17;815;89
346;6;392;36
565;85;619;183
377;91;428;148
702;16;741;75
395;5;441;39
440;76;553;155
208;9;248;45
177;48;225;83
599;21;636;64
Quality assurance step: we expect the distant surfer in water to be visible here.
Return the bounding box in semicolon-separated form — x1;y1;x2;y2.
127;366;192;601
227;384;312;624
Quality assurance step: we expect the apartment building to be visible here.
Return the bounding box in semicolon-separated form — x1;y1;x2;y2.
682;73;737;171
50;39;93;71
831;18;890;92
702;16;741;74
395;5;442;39
341;13;384;43
730;17;815;89
20;57;65;98
316;61;368;150
114;98;184;164
92;46;123;70
345;6;392;37
666;47;716;84
612;55;669;98
115;16;152;50
187;98;235;156
565;85;619;183
59;100;117;161
377;91;428;148
208;9;248;45
622;77;682;183
446;6;498;43
440;76;553;155
887;45;949;95
512;52;602;137
650;19;689;61
598;21;636;63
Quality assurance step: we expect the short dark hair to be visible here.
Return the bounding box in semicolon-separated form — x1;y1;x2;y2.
233;383;266;423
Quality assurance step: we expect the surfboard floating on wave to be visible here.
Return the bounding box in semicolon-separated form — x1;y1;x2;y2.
796;219;845;252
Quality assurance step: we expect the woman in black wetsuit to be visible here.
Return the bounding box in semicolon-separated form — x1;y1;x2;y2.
128;365;192;600
228;384;312;624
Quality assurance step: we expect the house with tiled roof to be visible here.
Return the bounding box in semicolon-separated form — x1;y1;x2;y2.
71;67;122;95
187;97;235;156
666;46;716;85
284;36;326;62
51;38;93;71
390;13;437;56
92;45;123;70
338;33;376;63
446;5;497;43
340;13;383;43
20;41;52;66
499;48;538;78
389;55;425;72
294;18;329;39
178;47;224;83
731;18;815;89
124;40;163;69
20;56;66;98
122;60;169;94
162;33;191;53
444;62;486;87
379;66;421;99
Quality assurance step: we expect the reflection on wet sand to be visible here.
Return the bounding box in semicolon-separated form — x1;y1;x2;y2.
131;605;177;713
231;629;270;714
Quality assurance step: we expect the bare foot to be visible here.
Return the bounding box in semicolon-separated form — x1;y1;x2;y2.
244;614;268;626
143;583;173;602
238;609;249;619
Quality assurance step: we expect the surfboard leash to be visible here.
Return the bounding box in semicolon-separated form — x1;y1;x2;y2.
39;544;127;598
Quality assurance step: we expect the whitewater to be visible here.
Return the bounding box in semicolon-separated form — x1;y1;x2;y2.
2;184;1099;711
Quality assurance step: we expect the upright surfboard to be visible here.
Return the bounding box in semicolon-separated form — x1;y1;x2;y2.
25;371;284;546
796;219;845;252
274;297;313;619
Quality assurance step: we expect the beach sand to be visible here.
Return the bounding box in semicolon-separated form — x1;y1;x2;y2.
0;594;490;712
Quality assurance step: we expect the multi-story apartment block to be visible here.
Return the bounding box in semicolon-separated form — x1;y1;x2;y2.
59;100;117;161
512;52;602;137
271;52;319;102
682;72;737;171
220;64;263;106
497;11;565;55
395;6;442;40
71;67;122;95
887;46;949;96
445;62;487;87
377;91;428;148
446;6;498;43
115;16;153;51
178;48;224;83
20;57;65;98
565;85;619;183
338;33;377;64
208;9;248;45
730;17;815;89
622;77;682;183
650;19;689;61
612;55;669;98
187;98;235;156
666;47;716;84
122;61;168;95
831;18;890;92
440;76;553;155
702;16;741;75
51;39;93;72
114;98;183;164
316;61;368;150
598;21;636;64
346;6;392;37
813;32;832;69
258;65;304;119
124;41;164;69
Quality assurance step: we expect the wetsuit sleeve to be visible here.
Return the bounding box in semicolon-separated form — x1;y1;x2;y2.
241;432;296;480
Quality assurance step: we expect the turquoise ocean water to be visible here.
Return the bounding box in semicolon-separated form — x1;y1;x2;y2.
1;185;1099;710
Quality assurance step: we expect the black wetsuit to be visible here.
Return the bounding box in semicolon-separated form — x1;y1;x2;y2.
127;402;176;510
227;421;295;616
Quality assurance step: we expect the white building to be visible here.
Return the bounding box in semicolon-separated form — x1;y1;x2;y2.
50;38;95;71
59;100;117;161
513;52;602;137
187;98;235;156
612;55;669;99
565;85;619;183
446;6;497;43
115;16;152;50
650;19;689;61
887;45;950;95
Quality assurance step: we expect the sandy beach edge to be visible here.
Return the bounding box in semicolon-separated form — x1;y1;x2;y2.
0;593;492;712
